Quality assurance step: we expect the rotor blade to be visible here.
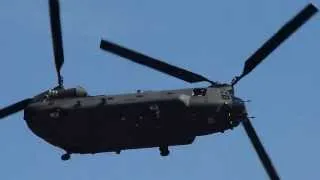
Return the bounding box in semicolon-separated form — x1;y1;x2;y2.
0;99;32;119
242;118;280;180
49;0;64;87
100;39;216;84
232;3;318;85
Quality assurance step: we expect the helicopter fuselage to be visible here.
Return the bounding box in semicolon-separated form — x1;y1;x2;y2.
23;85;246;155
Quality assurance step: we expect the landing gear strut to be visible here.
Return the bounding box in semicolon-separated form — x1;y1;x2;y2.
61;153;71;161
159;146;170;156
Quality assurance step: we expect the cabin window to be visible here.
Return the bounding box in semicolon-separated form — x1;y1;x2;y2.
100;98;106;105
149;104;160;120
207;117;216;124
192;88;207;96
220;91;231;100
49;108;61;119
74;100;81;107
120;114;126;121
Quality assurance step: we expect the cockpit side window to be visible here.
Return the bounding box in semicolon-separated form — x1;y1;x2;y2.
192;88;207;96
220;90;231;100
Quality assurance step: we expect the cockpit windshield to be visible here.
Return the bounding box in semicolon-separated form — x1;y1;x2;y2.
192;88;207;96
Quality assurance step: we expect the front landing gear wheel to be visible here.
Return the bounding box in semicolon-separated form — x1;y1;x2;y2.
159;146;170;156
61;153;71;161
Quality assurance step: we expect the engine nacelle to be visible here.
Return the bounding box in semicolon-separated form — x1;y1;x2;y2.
48;86;88;99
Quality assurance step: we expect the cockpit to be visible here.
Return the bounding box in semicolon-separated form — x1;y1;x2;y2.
192;88;207;96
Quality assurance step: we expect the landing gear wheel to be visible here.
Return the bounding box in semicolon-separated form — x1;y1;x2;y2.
159;146;170;156
61;153;71;161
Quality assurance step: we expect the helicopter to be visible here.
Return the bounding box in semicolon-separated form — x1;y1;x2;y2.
0;0;318;179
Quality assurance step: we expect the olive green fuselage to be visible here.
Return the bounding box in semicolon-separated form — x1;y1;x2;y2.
24;86;246;154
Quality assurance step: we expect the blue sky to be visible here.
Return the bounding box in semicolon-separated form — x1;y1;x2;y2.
0;0;319;179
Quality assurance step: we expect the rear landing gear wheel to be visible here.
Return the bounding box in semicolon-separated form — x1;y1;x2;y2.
159;146;170;156
61;153;71;161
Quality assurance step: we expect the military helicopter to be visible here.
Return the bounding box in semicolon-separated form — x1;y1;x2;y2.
0;0;318;179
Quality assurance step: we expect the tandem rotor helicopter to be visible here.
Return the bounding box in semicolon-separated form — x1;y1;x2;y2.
1;0;318;179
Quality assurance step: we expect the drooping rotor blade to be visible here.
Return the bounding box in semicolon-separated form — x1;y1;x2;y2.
0;99;32;119
100;39;216;84
49;0;65;87
242;118;280;180
232;3;318;86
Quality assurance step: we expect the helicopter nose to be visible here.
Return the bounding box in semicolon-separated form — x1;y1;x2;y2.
231;97;247;121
